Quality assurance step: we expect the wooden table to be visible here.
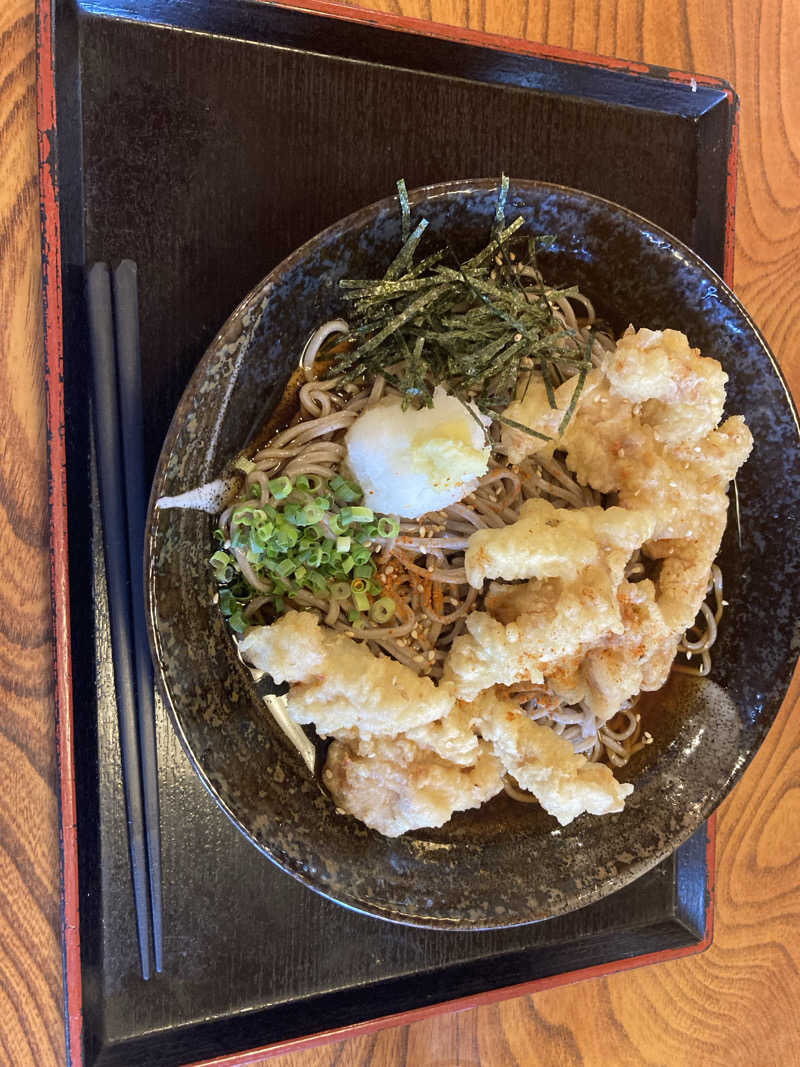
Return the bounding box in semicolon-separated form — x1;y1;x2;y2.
2;1;798;1064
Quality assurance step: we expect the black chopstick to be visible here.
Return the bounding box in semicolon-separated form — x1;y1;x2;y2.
112;260;164;974
86;262;155;980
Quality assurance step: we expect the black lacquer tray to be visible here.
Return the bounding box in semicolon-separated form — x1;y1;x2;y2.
38;1;737;1063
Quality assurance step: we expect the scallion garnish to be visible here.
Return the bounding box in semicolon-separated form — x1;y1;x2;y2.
268;476;292;499
352;589;370;612
371;597;396;624
377;516;400;538
209;550;233;582
340;505;374;525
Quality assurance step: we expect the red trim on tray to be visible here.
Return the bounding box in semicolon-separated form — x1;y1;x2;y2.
36;1;84;1065
36;3;731;1066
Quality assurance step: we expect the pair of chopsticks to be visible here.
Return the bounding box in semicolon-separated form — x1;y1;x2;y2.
86;261;163;980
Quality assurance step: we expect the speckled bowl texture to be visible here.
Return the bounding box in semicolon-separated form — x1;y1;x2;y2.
146;179;800;929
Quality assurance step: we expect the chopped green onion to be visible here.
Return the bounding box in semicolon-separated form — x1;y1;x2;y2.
330;475;362;503
351;546;372;565
274;524;299;548
341;555;355;575
301;503;324;525
328;514;346;536
353;562;376;579
228;611;248;633
352;590;370;612
294;565;307;581
276;558;295;578
336;535;351;553
350;578;368;594
347;607;362;624
282;503;303;526
367;579;382;596
370;597;396;624
209;550;233;582
304;545;322;567
296;474;324;492
269;476;292;499
337;485;361;504
232;504;260;524
234;455;255;473
340;506;374;526
377;516;400;538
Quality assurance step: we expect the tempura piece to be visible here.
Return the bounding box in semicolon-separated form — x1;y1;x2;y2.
548;579;679;721
470;693;633;825
501;373;599;465
239;611;454;738
442;611;545;702
405;701;484;766
464;498;655;589
324;735;504;837
449;500;656;702
445;563;627;701
605;327;727;445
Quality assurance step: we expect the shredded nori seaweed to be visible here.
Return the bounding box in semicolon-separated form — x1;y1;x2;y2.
323;176;593;434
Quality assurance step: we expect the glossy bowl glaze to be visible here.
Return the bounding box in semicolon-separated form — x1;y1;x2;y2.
146;179;800;928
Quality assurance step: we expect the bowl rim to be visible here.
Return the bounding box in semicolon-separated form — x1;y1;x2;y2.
145;176;800;929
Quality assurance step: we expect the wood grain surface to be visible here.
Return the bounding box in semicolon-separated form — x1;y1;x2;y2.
2;1;799;1065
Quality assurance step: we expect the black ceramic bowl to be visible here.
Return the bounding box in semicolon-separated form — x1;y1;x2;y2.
146;179;800;929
